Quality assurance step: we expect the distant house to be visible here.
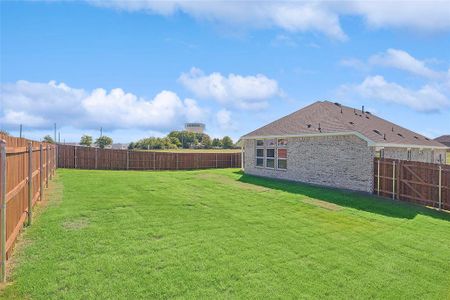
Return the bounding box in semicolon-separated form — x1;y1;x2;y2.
434;135;450;148
111;143;129;150
241;101;447;193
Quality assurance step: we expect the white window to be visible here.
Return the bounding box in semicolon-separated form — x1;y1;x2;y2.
407;149;412;161
266;148;275;168
255;138;288;170
256;142;264;167
277;148;287;169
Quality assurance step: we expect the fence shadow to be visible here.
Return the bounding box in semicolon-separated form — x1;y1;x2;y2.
234;171;450;221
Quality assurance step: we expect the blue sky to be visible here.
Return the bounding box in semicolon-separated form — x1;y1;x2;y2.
1;1;450;143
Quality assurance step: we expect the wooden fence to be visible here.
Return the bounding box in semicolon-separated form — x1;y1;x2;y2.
374;158;449;210
57;144;242;170
0;134;57;281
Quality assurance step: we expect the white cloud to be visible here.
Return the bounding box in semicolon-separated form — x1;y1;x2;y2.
340;75;450;112
179;67;280;110
341;48;446;79
345;1;450;32
88;1;347;40
368;49;441;79
216;109;234;130
87;1;450;39
0;80;205;131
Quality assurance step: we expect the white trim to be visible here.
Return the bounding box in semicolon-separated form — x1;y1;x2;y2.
242;131;448;150
372;143;447;150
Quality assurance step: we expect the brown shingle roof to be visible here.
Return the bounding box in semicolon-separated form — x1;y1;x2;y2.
242;101;446;148
434;135;450;147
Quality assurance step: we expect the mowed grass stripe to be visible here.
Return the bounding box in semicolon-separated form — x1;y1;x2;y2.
1;169;449;299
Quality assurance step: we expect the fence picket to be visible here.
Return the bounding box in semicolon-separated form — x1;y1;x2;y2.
374;158;449;210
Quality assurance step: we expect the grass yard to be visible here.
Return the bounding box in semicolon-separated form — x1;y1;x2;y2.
1;169;450;299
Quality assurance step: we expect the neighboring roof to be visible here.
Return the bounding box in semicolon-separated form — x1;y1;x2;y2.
434;135;450;147
242;101;446;149
434;135;450;143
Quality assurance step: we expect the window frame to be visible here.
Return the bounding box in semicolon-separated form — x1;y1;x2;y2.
277;148;287;170
256;140;264;168
255;138;288;170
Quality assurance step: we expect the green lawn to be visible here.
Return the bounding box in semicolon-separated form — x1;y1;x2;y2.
2;169;450;299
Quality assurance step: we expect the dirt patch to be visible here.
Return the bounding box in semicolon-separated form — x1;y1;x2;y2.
62;218;89;230
301;197;343;211
196;173;269;192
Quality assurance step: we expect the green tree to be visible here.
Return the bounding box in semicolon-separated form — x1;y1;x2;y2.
79;135;93;147
43;135;55;144
202;135;212;149
221;136;234;149
95;136;113;149
212;138;222;148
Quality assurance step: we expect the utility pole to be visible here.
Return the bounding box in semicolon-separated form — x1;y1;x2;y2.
100;127;103;137
54;123;57;143
19;124;23;138
58;131;61;144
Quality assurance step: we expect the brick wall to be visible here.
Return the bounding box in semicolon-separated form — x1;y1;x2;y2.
243;135;374;192
383;147;447;164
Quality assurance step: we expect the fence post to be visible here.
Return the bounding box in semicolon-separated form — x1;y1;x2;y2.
95;148;98;169
438;165;442;210
74;146;77;169
230;154;233;168
392;161;396;200
49;146;53;180
0;139;7;282
215;153;218;168
241;146;244;170
153;152;156;170
46;145;49;188
176;153;179;170
39;144;43;201
126;150;129;170
27;142;33;226
55;146;57;171
377;159;380;196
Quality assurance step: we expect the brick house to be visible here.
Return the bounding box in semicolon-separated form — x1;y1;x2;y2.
241;101;447;192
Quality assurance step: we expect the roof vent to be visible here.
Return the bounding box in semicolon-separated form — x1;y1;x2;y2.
373;129;382;136
334;102;341;107
391;127;394;132
414;136;419;139
383;133;386;140
362;105;365;113
318;123;321;131
365;115;370;119
397;133;404;138
349;121;354;125
307;124;312;128
425;137;430;141
366;111;371;115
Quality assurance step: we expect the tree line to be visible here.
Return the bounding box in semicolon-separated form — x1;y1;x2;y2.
128;131;235;150
40;131;236;150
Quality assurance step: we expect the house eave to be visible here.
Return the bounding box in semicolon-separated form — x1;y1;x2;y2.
240;131;375;146
241;132;447;150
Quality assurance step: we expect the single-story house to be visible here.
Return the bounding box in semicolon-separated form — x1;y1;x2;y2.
240;101;447;193
434;135;450;148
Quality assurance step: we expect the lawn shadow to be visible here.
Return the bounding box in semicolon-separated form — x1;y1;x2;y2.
234;171;450;221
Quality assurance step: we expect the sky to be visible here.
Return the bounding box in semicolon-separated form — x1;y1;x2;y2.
1;1;450;143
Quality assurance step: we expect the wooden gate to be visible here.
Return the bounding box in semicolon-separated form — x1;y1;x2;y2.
374;158;449;210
